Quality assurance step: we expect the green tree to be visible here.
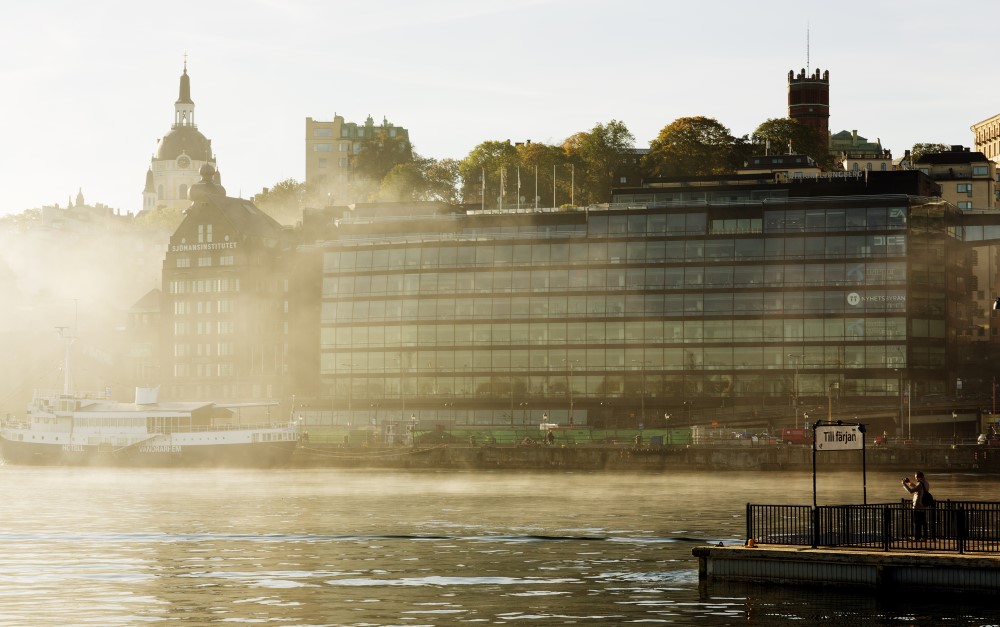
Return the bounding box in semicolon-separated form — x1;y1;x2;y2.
253;178;307;225
516;142;568;207
353;129;414;182
752;118;834;169
378;156;460;204
644;116;738;177
458;140;520;208
910;143;952;163
562;120;635;204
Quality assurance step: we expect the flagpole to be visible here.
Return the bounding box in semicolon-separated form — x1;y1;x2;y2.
481;167;485;212
571;164;575;206
534;165;538;210
516;167;521;212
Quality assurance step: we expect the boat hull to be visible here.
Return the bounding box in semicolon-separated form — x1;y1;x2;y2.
0;437;298;468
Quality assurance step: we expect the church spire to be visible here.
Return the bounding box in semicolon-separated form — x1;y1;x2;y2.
174;54;195;128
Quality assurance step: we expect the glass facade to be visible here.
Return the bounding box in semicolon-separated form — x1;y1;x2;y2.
314;192;964;428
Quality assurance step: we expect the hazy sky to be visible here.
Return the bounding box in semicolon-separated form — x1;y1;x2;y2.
2;0;998;217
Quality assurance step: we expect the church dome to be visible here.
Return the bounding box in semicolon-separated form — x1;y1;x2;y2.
155;125;212;161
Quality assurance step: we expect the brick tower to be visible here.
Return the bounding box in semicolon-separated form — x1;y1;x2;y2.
787;68;830;141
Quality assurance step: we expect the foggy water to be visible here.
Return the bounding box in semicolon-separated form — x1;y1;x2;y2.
0;467;996;626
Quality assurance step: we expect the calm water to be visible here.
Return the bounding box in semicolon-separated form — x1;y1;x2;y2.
0;466;997;625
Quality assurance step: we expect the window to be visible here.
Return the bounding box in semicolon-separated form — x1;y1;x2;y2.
197;224;213;243
865;163;872;171
957;183;973;193
313;143;332;152
339;158;349;168
318;158;327;168
176;257;190;268
958;201;973;209
313;128;333;137
973;165;989;176
219;255;234;266
198;256;211;267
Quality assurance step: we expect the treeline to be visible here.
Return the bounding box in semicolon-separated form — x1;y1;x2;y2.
252;115;897;224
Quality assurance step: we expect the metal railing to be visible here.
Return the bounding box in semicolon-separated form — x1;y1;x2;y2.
747;500;1000;554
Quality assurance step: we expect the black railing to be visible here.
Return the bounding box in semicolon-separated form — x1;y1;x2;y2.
747;500;1000;554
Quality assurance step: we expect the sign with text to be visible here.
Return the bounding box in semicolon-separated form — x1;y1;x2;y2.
815;425;863;451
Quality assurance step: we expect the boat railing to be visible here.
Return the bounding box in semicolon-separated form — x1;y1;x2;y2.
152;422;298;435
32;389;109;401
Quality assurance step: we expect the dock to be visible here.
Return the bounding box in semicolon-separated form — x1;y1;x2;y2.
694;500;1000;592
693;544;1000;591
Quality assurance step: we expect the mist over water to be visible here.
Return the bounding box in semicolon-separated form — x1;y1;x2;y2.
0;467;994;625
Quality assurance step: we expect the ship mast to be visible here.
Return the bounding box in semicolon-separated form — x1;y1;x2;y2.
55;326;73;396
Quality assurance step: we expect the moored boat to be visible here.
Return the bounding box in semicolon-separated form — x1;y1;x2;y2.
0;328;299;467
0;387;299;467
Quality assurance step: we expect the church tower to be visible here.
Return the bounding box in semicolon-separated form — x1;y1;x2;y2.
787;68;830;142
141;59;219;215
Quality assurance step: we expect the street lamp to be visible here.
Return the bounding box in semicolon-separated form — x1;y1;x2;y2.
564;359;578;426
631;359;647;427
787;354;800;423
340;363;353;428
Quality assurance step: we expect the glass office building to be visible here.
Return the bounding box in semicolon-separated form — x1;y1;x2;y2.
309;170;971;430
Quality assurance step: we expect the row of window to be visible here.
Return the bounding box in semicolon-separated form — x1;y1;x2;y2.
324;235;908;273
323;262;908;297
173;321;236;335
174;343;234;357
173;300;235;315
174;364;234;377
322;344;914;374
321;290;910;322
320;317;914;349
168;278;241;294
312;142;360;153
316;158;351;169
175;256;235;268
316;365;945;404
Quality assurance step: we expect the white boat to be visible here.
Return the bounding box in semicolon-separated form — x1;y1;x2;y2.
0;332;299;467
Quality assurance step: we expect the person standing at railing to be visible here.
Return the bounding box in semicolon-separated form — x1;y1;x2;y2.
902;471;932;541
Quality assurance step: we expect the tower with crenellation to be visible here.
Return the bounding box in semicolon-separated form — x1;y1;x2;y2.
788;68;830;143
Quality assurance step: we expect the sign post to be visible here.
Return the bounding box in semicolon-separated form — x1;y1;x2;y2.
812;420;867;508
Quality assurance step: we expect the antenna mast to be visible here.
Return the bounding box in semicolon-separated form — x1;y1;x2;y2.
55;326;73;396
807;23;811;74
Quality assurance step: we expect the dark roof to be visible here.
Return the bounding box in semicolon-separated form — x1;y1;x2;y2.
916;147;990;165
130;288;161;313
183;166;283;241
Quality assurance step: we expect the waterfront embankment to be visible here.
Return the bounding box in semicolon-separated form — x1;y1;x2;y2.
291;441;999;472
